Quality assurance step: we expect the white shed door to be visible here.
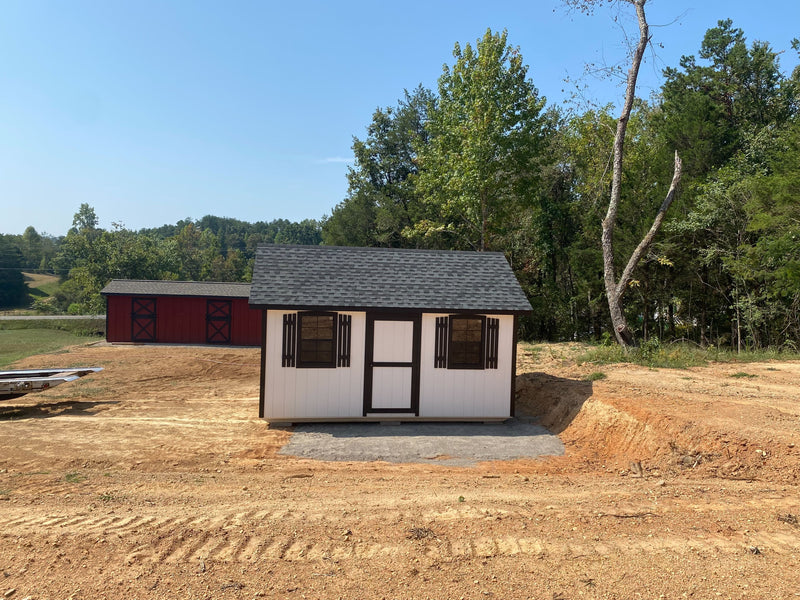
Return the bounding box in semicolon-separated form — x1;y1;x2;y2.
365;315;420;414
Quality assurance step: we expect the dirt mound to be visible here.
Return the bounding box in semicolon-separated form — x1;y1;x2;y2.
516;357;800;482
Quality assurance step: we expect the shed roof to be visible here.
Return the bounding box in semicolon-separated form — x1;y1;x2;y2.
101;279;251;299
249;245;532;313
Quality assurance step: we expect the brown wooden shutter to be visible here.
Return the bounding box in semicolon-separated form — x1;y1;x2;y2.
485;317;500;369
282;313;296;367
434;316;449;368
337;314;351;367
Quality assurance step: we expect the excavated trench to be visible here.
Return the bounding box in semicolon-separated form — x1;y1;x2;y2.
515;369;800;482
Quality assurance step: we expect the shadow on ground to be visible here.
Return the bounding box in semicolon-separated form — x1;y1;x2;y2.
0;400;118;420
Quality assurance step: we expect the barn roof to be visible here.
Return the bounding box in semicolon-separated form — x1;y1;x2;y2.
249;245;532;313
101;279;251;299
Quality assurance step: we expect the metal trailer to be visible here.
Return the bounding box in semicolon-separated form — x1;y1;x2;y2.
0;368;103;401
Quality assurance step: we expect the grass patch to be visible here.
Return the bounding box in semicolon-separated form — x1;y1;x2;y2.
730;372;757;379
64;472;87;484
98;490;125;502
517;342;541;360
23;272;61;302
577;341;800;369
584;371;607;381
0;318;105;336
0;328;100;368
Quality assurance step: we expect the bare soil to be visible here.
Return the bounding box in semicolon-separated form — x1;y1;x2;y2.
1;342;799;599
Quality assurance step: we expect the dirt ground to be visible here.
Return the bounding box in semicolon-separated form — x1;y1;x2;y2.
1;342;799;600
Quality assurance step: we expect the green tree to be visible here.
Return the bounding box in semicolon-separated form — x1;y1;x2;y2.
70;203;100;234
0;236;28;308
273;219;322;246
323;86;434;247
412;29;548;251
19;226;44;270
661;19;791;177
657;22;799;348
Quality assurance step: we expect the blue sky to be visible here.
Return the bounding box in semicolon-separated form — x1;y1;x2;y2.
1;1;798;236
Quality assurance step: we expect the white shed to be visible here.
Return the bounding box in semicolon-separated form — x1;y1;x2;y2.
248;245;532;423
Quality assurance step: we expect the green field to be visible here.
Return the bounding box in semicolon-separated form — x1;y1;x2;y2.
0;319;104;368
24;272;61;297
0;329;95;368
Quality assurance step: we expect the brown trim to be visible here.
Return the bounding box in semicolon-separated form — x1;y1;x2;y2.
485;317;500;369
337;314;352;367
510;315;518;418
372;361;413;368
363;312;421;416
434;316;448;368
259;310;267;419
362;316;375;416
281;313;296;367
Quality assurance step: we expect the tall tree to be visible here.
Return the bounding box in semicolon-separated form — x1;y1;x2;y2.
568;0;683;347
323;86;433;247
413;29;548;251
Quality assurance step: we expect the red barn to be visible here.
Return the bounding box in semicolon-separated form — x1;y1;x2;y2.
101;280;261;346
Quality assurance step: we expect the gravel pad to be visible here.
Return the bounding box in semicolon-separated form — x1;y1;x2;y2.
278;420;564;467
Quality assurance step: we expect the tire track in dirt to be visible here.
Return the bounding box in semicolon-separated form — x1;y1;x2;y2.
2;508;798;564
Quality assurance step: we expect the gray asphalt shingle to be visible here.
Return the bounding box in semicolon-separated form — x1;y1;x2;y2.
249;245;532;313
101;280;252;298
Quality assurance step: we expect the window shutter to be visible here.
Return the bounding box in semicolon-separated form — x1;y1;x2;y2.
281;313;296;367
337;314;351;367
434;316;449;368
485;317;500;369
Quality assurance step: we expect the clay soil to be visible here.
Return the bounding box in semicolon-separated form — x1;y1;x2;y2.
1;342;799;599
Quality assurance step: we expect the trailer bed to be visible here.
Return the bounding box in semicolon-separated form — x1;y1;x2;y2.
0;368;103;400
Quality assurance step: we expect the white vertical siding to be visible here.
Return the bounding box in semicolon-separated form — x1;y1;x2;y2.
418;313;514;418
263;309;514;421
263;310;365;420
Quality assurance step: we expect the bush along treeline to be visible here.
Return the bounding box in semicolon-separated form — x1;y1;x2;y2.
3;20;799;351
0;205;321;314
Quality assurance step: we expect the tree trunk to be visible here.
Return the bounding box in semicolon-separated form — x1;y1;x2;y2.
601;0;683;348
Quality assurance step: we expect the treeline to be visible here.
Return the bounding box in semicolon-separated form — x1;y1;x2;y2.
3;20;799;350
0;207;321;313
322;23;800;349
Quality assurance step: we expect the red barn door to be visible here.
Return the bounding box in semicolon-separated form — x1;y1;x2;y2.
206;300;232;344
131;298;157;342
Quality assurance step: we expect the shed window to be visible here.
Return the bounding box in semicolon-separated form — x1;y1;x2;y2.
297;312;337;368
448;315;486;369
435;315;500;370
281;311;351;369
